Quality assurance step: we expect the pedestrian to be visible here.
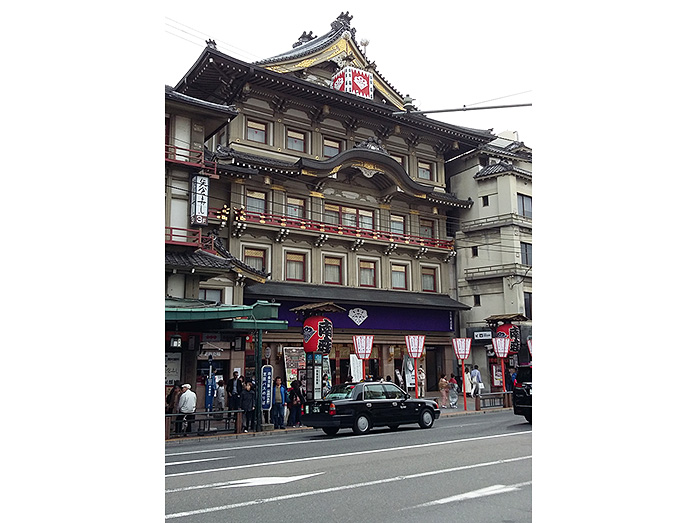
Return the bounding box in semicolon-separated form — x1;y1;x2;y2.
227;371;244;419
471;365;483;397
240;381;256;432
511;367;518;386
418;366;426;398
504;367;513;391
438;374;449;408
288;380;305;427
464;367;472;397
271;376;287;429
448;373;459;408
214;380;226;417
176;383;197;435
166;381;182;414
322;374;331;397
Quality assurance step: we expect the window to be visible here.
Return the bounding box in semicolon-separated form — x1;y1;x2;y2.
325;204;374;229
417;161;433;181
471;246;479;257
243;248;266;272
524;292;532;320
246;190;266;214
421;267;437;292
286;129;306;152
390;154;405;167
324;256;342;285
521;242;532;266
390;215;405;235
517;194;532;219
482;195;489;207
287;197;305;219
391;264;407;290
419;218;434;238
324;204;340;225
198;288;222;303
359;260;376;287
473;294;481;306
285;252;306;282
323;138;341;157
246;119;268;144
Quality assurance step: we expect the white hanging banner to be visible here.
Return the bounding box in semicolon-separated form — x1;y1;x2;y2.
405;335;425;358
353;335;374;360
492;337;511;358
527;339;532;357
452;338;472;360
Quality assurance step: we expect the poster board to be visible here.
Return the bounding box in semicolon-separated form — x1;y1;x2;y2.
283;347;306;388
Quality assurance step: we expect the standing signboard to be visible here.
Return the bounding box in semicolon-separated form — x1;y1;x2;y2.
451;338;472;410
261;365;273;411
492;337;511;392
405;336;425;398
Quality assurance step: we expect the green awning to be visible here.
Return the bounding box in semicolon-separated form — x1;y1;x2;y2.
165;300;282;322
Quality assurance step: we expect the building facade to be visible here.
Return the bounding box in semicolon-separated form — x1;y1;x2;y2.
449;131;533;390
165;13;501;399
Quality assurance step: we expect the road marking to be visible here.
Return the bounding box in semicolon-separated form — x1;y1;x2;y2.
213;472;324;489
411;481;533;508
165;456;234;467
165;430;531;478
165;455;531;518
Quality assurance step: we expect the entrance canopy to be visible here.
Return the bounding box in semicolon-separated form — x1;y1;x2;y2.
165;298;288;332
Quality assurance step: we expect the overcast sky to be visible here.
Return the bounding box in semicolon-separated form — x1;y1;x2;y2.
163;1;534;147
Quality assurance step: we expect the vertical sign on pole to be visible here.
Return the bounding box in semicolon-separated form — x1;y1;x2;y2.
492;337;511;392
353;335;374;382
405;336;425;398
451;338;472;410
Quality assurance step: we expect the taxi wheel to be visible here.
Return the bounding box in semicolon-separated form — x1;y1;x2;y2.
353;414;371;435
322;427;340;436
418;408;434;429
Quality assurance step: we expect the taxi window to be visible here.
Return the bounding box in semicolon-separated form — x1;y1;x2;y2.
383;383;405;400
364;385;386;400
325;384;356;400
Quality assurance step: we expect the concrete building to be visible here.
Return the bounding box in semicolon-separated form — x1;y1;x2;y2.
448;131;533;389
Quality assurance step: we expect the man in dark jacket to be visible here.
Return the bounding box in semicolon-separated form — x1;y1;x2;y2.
240;381;256;432
227;371;244;418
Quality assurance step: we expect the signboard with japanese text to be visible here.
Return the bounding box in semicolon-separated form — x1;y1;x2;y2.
405;335;425;359
190;174;209;225
353;335;374;360
165;353;181;386
492;337;511;358
495;323;521;353
261;365;273;410
452;338;472;360
303;316;333;354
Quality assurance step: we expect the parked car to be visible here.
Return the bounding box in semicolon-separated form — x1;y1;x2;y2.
302;382;440;436
512;364;532;423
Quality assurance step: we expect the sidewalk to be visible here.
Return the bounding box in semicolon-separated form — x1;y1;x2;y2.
166;393;510;443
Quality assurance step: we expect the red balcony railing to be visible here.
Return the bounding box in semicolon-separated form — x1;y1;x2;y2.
236;210;454;250
165;143;217;177
165;227;214;252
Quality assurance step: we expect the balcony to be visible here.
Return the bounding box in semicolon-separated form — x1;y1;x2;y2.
165;227;215;253
165;143;218;178
230;208;454;253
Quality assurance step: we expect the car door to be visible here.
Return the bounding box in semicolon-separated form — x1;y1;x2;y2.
362;384;391;426
382;383;416;424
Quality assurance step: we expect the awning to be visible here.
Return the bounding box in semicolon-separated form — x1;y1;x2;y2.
165;299;282;321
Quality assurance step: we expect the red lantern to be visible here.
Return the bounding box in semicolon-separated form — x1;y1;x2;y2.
495;323;521;353
303;316;333;354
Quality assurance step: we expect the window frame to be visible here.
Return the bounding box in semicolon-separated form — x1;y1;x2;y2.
417;160;434;181
517;193;532;219
324;203;374;230
419;218;434;238
285;251;307;282
323;137;342;157
245;190;267;214
246;119;268;144
286;197;305;219
359;259;377;288
243;246;267;273
390;263;409;290
323;255;343;285
286;128;307;153
420;266;438;293
520;242;532;266
198;288;222;303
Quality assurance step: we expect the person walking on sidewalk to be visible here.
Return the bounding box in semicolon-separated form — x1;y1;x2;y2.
448;373;459;408
240;381;256;432
176;384;196;435
470;365;483;397
438;374;449;409
271;376;287;429
288;380;305;427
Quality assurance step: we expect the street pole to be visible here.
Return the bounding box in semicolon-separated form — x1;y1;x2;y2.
461;359;467;411
255;329;262;432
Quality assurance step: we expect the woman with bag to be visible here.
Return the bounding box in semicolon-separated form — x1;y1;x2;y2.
470;365;483;397
288;380;305;427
